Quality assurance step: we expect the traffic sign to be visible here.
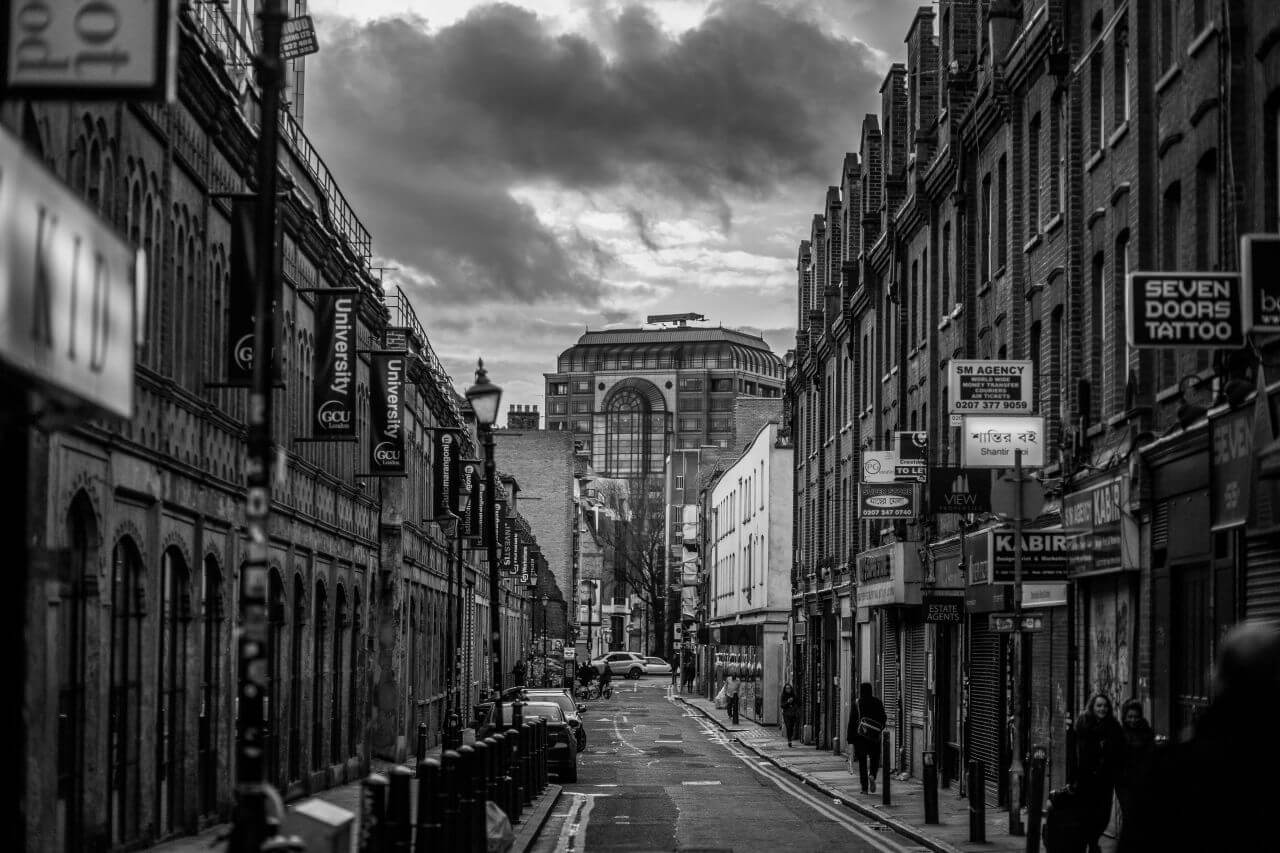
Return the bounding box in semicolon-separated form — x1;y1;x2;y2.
988;612;1045;633
991;472;1045;519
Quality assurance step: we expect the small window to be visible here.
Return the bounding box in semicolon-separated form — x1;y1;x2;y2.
574;380;592;393
550;382;568;395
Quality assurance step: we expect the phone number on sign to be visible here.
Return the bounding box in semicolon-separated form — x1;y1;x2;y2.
953;400;1030;410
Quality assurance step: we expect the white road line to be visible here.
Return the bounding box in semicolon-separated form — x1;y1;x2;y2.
612;714;645;756
690;715;907;853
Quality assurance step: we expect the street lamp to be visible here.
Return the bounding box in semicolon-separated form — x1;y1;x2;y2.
465;360;503;721
541;595;550;686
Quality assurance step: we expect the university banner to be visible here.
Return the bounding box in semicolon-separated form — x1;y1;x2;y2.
432;428;461;517
225;200;280;384
460;460;483;539
368;353;406;475
312;291;357;437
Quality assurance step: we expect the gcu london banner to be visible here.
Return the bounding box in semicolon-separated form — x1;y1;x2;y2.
433;429;461;517
369;353;405;475
312;292;357;437
226;200;279;384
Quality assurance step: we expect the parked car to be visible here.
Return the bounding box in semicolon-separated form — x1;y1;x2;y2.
518;700;578;783
525;688;588;752
591;651;647;678
642;656;673;676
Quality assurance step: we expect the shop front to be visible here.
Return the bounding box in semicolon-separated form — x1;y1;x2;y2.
963;528;1010;807
925;538;967;787
709;618;788;725
855;542;922;775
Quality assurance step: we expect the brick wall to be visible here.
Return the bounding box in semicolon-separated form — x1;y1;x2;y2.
493;429;576;602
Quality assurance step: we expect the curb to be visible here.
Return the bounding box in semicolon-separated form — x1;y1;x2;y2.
673;696;962;853
511;783;563;853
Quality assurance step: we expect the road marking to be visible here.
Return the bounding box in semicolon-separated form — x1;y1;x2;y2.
654;739;682;744
594;784;619;787
681;780;722;786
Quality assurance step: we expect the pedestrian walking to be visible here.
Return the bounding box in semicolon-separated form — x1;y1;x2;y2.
1120;620;1280;852
848;682;886;793
1072;693;1124;853
1114;699;1154;835
511;657;526;686
780;683;800;747
670;653;680;689
681;654;696;694
725;674;742;724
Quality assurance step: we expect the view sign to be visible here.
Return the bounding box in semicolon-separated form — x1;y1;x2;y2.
948;360;1034;414
4;0;177;101
1126;272;1245;348
0;126;139;418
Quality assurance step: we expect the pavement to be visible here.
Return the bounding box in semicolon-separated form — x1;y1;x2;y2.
147;757;562;852
672;692;1118;853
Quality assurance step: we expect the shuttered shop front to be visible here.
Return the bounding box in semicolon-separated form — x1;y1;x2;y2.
968;619;1004;806
879;611;900;755
1245;532;1280;621
905;619;926;776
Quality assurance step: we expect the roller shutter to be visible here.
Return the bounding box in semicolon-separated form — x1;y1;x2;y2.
968;619;1003;807
880;612;900;751
1245;532;1280;622
905;619;926;773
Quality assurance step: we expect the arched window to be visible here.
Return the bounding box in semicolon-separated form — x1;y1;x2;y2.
348;588;362;758
331;585;347;764
157;547;190;835
312;579;328;771
266;570;286;787
199;556;223;819
288;575;305;783
58;493;96;850
108;537;146;846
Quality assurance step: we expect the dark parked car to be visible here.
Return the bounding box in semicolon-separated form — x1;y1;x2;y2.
475;700;578;783
525;688;588;752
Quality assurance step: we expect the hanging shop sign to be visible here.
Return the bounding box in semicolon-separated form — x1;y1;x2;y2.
0;126;139;418
895;431;929;482
948;360;1034;414
989;612;1044;633
312;292;357;437
930;467;993;514
504;521;519;577
518;539;532;586
1241;234;1280;334
3;0;177;101
1022;583;1068;609
1210;406;1255;530
1126;272;1245;348
923;595;964;623
1062;476;1125;572
965;527;995;584
855;542;923;607
433;429;461;517
991;530;1072;582
459;460;481;538
861;450;898;483
961;416;1046;467
858;483;917;518
369;353;405;475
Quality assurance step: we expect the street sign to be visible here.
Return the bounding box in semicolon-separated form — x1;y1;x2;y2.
961;416;1046;467
895;432;929;483
989;613;1045;633
0;126;140;418
858;483;917;519
280;16;320;60
861;450;898;483
990;472;1045;519
948;360;1034;414
563;647;576;660
3;0;177;101
923;595;963;623
1242;234;1280;334
1126;272;1245;348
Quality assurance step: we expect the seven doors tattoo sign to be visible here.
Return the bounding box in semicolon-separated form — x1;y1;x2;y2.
369;353;405;475
1126;272;1245;348
312;292;357;437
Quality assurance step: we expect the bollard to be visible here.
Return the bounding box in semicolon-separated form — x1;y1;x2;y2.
536;721;547;792
968;759;986;843
387;765;414;852
417;721;428;764
1025;745;1047;853
471;739;490;851
922;750;939;825
484;736;501;808
358;773;389;853
456;745;478;853
506;729;523;821
414;758;442;853
441;749;461;852
881;731;892;806
541;720;550;790
522;723;536;806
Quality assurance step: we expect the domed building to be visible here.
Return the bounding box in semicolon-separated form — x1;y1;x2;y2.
545;313;785;479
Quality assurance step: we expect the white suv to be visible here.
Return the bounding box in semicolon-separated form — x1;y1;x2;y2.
592;651;647;678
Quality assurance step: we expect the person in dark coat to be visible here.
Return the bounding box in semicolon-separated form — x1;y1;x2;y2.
1114;699;1154;834
1120;620;1280;852
847;682;887;794
1073;693;1124;853
780;684;800;747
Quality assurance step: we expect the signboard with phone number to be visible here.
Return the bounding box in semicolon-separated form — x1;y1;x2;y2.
948;360;1034;414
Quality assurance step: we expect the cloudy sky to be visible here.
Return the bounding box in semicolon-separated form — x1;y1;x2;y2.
304;0;923;414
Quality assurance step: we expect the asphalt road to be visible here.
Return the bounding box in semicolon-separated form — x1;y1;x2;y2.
529;678;927;853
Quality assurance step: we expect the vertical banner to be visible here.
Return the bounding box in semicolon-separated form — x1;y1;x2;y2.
433;429;460;517
497;500;513;574
226;200;256;385
369;353;406;475
312;292;357;437
518;537;531;586
461;460;483;539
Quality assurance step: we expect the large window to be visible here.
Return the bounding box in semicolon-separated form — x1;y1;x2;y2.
603;386;658;476
1091;253;1105;423
1028;114;1041;233
109;538;146;847
981;172;992;281
1114;16;1130;129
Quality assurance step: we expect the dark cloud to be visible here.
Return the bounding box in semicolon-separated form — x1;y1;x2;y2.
306;1;885;307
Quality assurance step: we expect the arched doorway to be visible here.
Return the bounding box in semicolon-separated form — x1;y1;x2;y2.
156;547;191;836
312;579;328;772
57;493;96;850
331;586;347;765
288;575;305;784
265;570;286;788
348;588;362;759
198;556;223;819
108;537;145;846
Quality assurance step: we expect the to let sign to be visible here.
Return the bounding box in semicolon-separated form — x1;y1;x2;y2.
948;360;1034;414
4;0;177;101
1126;272;1245;348
0;126;139;418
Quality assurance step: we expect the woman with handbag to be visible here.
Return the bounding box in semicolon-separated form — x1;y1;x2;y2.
847;682;887;794
780;684;800;747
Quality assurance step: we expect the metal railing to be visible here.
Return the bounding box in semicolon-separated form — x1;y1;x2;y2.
384;287;464;427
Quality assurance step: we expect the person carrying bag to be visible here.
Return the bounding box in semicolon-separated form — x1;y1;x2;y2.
847;682;887;793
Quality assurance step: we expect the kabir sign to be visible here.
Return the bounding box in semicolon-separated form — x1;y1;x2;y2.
1126;272;1245;348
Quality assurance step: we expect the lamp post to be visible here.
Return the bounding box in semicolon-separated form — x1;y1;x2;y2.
465;360;503;719
541;595;550;686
